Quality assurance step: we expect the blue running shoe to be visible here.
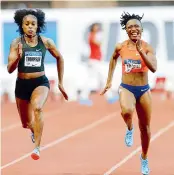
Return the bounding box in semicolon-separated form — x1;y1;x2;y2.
107;96;119;104
125;127;134;147
140;155;150;175
31;132;35;143
79;99;93;106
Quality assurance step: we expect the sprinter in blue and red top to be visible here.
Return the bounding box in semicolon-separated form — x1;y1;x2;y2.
7;9;68;160
101;12;157;175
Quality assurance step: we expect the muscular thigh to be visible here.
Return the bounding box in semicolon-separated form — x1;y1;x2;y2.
30;86;49;110
16;97;33;128
136;90;152;125
119;86;136;112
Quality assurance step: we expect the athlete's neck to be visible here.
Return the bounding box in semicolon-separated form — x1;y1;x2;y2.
24;34;38;44
128;39;137;45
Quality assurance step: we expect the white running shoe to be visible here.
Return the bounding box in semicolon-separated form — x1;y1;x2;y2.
31;147;40;160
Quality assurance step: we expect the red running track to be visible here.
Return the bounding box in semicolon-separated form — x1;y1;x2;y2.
1;93;174;175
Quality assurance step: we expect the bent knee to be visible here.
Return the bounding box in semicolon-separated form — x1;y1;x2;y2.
33;105;43;121
33;106;43;113
121;107;134;117
31;99;44;113
20;115;33;129
22;122;33;129
22;124;28;129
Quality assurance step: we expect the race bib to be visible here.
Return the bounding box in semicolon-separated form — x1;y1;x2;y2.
24;51;42;67
124;59;142;73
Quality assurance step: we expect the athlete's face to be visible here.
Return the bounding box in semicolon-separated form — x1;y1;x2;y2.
92;24;100;33
22;15;38;37
126;19;143;42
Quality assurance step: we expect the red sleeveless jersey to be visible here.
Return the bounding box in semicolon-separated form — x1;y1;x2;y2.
88;33;102;60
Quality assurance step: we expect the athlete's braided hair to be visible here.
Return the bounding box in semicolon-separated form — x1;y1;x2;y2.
120;12;144;30
14;8;46;35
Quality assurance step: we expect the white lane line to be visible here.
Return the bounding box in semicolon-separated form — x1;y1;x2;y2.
1;112;117;170
104;120;174;175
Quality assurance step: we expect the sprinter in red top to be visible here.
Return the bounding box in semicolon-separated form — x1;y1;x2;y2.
79;23;102;106
88;25;102;61
101;12;157;175
79;23;118;105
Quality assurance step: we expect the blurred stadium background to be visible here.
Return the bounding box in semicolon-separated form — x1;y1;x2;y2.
1;0;174;103
1;1;174;175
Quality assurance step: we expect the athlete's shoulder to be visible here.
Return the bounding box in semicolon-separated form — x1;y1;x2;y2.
40;35;49;44
141;40;155;54
141;40;152;48
115;40;127;52
11;37;21;44
10;37;21;49
141;39;148;46
40;35;55;49
121;40;128;45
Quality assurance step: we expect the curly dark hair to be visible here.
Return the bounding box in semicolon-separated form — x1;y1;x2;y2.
14;8;46;35
120;12;144;30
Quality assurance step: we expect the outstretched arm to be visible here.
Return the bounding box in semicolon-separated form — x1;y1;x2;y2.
43;37;68;100
100;43;122;95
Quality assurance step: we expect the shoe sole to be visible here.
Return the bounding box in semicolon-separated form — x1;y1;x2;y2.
125;143;133;147
142;172;149;175
31;153;40;160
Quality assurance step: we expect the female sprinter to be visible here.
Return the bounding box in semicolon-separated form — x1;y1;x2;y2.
101;12;157;174
7;9;68;160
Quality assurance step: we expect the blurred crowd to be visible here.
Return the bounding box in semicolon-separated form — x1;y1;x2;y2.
1;0;174;9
